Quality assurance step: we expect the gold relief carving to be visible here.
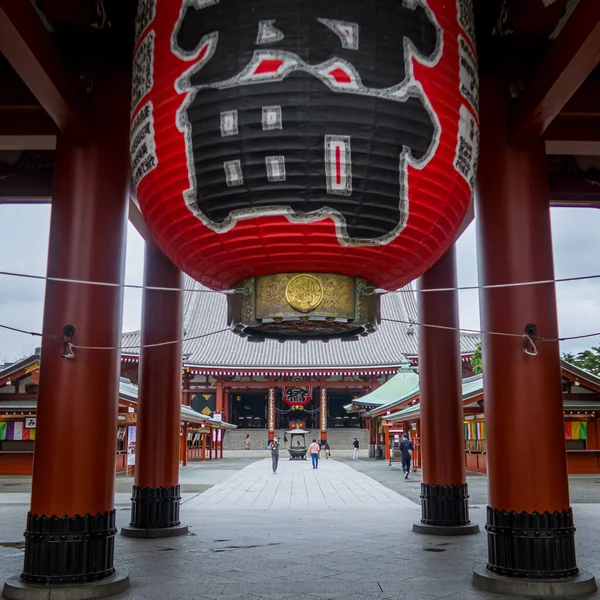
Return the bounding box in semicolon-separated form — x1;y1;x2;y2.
254;273;355;320
285;275;323;313
228;273;380;338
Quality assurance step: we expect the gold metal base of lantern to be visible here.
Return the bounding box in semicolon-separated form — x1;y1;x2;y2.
227;273;380;341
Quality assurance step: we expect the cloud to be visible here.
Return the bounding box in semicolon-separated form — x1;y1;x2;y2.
455;207;600;354
0;204;145;363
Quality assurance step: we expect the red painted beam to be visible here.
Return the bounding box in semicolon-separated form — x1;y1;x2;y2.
509;0;600;146
0;0;88;141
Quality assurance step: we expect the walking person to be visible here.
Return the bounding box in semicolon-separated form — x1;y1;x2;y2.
245;433;251;450
308;438;321;469
400;433;414;479
324;442;331;459
271;436;280;474
283;433;288;449
352;437;359;459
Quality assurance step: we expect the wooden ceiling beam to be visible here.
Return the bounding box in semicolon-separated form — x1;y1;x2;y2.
548;174;600;207
0;107;58;136
128;198;154;245
0;0;88;142
509;0;600;146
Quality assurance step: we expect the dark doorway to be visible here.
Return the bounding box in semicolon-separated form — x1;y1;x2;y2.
328;391;362;428
231;391;266;428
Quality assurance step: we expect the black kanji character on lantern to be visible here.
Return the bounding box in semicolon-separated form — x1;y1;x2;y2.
173;0;439;242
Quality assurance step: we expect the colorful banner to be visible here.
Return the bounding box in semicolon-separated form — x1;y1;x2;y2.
0;421;35;441
464;421;485;440
283;386;312;406
565;421;588;440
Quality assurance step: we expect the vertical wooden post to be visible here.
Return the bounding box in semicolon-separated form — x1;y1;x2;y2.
181;422;188;467
215;380;224;415
224;389;230;423
473;77;585;584
268;387;275;441
414;244;478;535
320;387;327;442
201;431;207;461
22;75;130;586
182;372;192;407
122;243;187;538
384;425;390;462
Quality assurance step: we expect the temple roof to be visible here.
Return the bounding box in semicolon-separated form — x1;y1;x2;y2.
121;278;480;369
381;361;600;422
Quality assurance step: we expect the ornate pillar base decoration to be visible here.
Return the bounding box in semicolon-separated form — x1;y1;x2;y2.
120;486;189;539
472;507;596;597
227;273;380;341
4;510;129;600
413;484;479;536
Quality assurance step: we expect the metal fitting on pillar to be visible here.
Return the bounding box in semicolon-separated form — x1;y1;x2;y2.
485;507;577;578
413;484;480;536
120;485;189;539
22;511;117;584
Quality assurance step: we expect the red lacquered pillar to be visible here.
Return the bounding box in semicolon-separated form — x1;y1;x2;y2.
414;245;478;535
121;243;187;538
215;380;224;416
320;387;327;442
267;387;275;441
224;389;231;423
474;78;586;583
181;422;188;467
21;78;130;587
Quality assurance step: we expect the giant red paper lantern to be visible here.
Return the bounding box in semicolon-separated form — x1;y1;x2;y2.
131;0;478;340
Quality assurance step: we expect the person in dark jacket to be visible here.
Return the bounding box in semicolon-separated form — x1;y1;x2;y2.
271;436;280;474
399;433;414;479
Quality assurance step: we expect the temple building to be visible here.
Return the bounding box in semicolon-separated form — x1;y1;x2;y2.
120;278;479;447
3;0;600;596
348;360;600;474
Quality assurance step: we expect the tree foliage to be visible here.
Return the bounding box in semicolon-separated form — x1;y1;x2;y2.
562;346;600;376
471;342;483;375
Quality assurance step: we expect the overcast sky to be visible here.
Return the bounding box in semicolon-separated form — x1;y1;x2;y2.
0;204;599;363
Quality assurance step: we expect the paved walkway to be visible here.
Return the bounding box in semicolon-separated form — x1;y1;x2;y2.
0;458;599;599
186;457;418;511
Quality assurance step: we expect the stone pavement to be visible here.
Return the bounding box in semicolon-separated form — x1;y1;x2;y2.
184;456;418;511
0;458;599;599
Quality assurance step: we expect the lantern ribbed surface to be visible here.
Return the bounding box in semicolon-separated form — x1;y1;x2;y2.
131;0;478;291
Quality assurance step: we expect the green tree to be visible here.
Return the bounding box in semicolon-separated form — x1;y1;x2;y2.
562;346;600;376
471;342;483;375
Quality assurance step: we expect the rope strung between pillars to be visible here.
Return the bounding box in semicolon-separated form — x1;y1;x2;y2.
2;268;600;296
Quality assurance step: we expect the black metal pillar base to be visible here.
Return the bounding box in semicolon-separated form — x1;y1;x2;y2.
20;510;117;584
127;485;183;530
419;483;474;527
120;524;189;539
485;507;580;578
3;570;129;600
473;565;597;598
413;522;480;536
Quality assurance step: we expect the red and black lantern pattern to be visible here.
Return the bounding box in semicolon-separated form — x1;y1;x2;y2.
283;386;313;407
131;0;478;291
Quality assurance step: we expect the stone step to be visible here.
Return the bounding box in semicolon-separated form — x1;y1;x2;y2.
224;428;369;451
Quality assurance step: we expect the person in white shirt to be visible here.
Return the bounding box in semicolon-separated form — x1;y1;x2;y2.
307;439;321;469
